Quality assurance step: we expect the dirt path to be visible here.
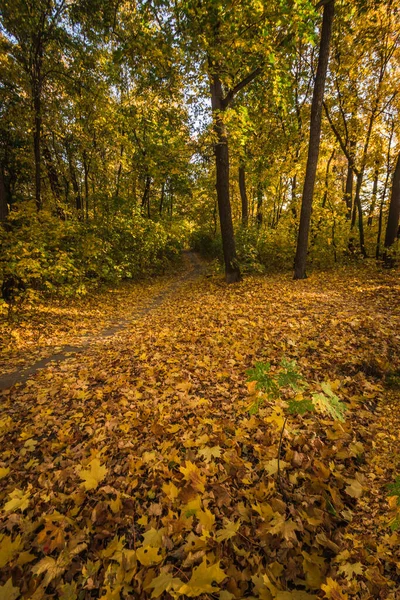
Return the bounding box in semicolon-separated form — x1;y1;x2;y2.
0;251;205;390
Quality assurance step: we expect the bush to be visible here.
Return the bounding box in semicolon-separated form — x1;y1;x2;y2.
0;204;187;298
190;229;223;260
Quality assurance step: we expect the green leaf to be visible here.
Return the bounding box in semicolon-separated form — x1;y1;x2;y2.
312;391;346;422
387;476;400;505
287;399;315;415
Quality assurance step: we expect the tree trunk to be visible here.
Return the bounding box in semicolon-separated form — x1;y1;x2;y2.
83;152;90;220
344;159;353;220
43;142;62;202
256;182;263;227
239;163;248;226
159;182;165;216
384;152;400;248
141;174;151;217
33;80;42;211
0;166;8;221
294;0;334;279
210;74;240;283
353;173;367;257
367;166;379;226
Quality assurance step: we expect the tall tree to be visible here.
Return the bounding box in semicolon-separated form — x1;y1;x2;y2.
294;0;335;280
384;152;400;249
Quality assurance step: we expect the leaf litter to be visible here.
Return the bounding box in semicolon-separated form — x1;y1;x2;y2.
0;261;399;599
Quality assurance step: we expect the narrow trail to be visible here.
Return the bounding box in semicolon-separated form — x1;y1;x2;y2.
0;251;205;390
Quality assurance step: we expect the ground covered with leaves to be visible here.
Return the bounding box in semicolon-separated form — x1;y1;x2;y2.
0;257;399;599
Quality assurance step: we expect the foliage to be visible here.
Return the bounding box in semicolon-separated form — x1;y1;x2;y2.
247;358;346;422
0;205;187;298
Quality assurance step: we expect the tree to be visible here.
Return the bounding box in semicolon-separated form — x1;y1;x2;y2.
0;0;67;211
294;0;335;280
384;152;400;249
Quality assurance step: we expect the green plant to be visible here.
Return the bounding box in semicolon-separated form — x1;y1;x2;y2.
387;476;400;531
246;359;347;487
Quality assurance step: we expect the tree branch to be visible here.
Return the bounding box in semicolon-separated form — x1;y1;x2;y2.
222;65;264;108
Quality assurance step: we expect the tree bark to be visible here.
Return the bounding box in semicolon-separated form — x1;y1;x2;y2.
256;182;263;228
294;0;334;279
43;142;62;202
239;163;248;226
367;166;379;226
0;167;8;222
344;159;353;220
159;182;165;216
210;74;240;283
33;78;42;211
384;152;400;248
354;173;367;257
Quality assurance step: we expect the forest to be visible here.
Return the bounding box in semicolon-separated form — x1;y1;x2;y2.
0;0;399;599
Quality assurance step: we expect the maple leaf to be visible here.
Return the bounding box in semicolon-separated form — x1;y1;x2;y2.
147;570;181;598
178;558;226;597
0;467;10;479
0;534;23;568
179;461;206;492
197;446;221;462
312;387;346;422
3;489;30;513
32;556;65;586
345;479;363;499
215;519;240;542
321;578;348;599
78;459;108;490
136;546;163;566
0;578;20;600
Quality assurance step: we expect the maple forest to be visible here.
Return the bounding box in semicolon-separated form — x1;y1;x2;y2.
0;0;400;599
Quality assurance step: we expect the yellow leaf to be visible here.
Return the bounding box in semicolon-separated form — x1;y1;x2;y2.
178;558;226;597
147;570;181;598
136;546;163;566
265;408;285;429
0;467;10;479
4;489;30;513
32;556;65;586
197;507;215;532
345;479;363;499
78;459;108;490
0;535;23;568
162;481;179;500
264;459;289;476
0;578;20;600
198;446;221;463
321;578;348;599
179;461;206;492
142;528;164;548
215;520;240;542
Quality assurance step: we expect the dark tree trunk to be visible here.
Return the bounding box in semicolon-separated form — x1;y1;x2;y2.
367;166;379;226
354;173;367;257
67;150;82;215
141;174;151;217
294;0;334;279
33;80;42;211
344;159;353;220
83;151;89;220
43;142;62;202
384;152;400;248
239;163;248;226
210;74;240;283
0;167;8;221
159;182;165;216
256;182;263;227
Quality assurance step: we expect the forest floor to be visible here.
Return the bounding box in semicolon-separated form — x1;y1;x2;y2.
0;254;399;600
